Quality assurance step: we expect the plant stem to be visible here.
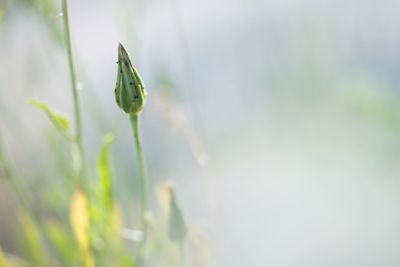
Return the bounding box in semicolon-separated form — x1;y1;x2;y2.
61;0;86;185
129;113;149;265
61;2;95;266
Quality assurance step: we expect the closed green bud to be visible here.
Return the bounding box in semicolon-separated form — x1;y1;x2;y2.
114;43;147;114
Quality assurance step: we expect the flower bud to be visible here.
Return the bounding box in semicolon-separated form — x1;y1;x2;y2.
114;43;147;114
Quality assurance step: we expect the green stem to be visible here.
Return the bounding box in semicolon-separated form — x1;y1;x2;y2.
61;0;86;185
61;2;95;266
129;113;149;266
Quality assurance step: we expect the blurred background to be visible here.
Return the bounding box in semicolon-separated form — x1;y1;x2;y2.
2;0;400;266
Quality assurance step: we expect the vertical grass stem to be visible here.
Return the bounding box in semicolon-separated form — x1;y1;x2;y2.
61;0;86;184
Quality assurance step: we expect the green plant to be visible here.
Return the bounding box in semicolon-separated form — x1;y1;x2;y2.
114;43;149;266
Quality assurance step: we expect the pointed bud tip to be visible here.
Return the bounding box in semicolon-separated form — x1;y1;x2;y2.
118;42;127;54
117;42;124;58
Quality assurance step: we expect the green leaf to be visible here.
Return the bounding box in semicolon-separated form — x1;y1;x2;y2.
46;221;79;266
97;133;115;214
27;99;73;140
90;134;116;258
18;211;48;266
168;188;187;245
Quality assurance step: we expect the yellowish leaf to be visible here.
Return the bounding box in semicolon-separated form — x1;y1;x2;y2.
27;99;72;140
168;186;187;245
0;246;8;267
155;181;174;215
70;189;94;267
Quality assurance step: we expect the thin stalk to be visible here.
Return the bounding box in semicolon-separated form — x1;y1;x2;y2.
61;2;95;266
61;0;86;185
129;113;149;265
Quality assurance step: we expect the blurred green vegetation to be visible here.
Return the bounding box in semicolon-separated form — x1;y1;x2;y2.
0;0;209;266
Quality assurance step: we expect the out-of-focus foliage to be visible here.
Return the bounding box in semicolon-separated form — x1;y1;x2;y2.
167;186;187;245
69;189;93;267
45;221;79;266
28;100;72;140
90;133;134;266
0;245;9;267
95;134;115;224
18;212;47;266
